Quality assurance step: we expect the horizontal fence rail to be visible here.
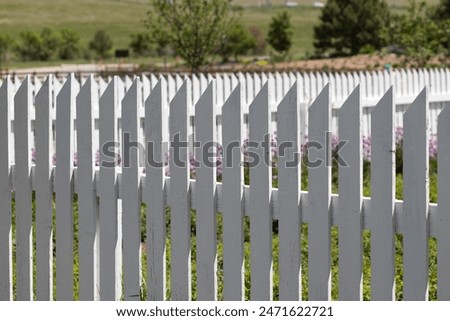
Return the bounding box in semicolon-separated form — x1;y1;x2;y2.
0;72;449;301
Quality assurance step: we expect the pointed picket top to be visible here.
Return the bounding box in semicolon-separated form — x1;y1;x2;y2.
58;73;79;104
36;75;52;108
250;80;269;111
170;79;192;114
150;74;159;89
123;77;141;109
309;82;330;113
175;74;184;91
372;86;393;121
403;87;428;120
277;80;297;114
338;85;360;117
196;80;214;113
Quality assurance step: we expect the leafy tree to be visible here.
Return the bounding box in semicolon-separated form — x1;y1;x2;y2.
130;32;153;57
145;0;233;72
387;1;444;67
314;0;390;57
15;31;44;61
15;28;62;61
40;27;61;60
0;35;14;69
249;26;266;55
217;22;256;62
434;0;450;21
89;30;113;59
267;11;293;56
58;29;81;60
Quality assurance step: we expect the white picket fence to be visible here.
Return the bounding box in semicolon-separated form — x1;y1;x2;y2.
2;69;450;160
0;73;450;301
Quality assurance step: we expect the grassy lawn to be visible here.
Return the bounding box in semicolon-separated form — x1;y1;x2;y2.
0;0;440;70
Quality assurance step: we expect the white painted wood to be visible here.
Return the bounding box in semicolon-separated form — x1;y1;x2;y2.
169;81;192;300
249;82;272;300
35;76;54;301
145;79;168;301
0;78;13;301
222;84;244;301
14;77;33;301
98;77;121;300
195;82;217;300
437;106;450;300
277;82;301;300
338;86;363;301
307;84;331;301
192;74;200;105
246;73;254;104
55;75;77;300
216;73;224;106
275;72;282;103
122;79;142;301
370;88;395;301
168;75;176;102
76;76;99;300
403;89;429;300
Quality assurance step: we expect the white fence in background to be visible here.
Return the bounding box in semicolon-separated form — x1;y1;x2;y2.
1;69;450;159
1;72;450;301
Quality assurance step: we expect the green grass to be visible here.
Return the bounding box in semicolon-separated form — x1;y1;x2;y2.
0;0;441;69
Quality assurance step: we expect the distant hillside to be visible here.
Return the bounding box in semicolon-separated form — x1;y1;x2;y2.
0;0;442;66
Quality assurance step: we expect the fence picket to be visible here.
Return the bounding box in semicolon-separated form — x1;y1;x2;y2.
3;71;450;302
222;85;244;301
403;89;429;300
437;106;450;300
170;81;192;300
370;88;395;301
0;78;13;301
122;79;142;301
338;86;363;300
195;82;217;300
277;82;301;300
35;76;54;301
145;79;168;300
55;75;77;300
308;84;331;301
14;77;33;300
76;76;99;300
249;82;273;300
99;77;121;300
